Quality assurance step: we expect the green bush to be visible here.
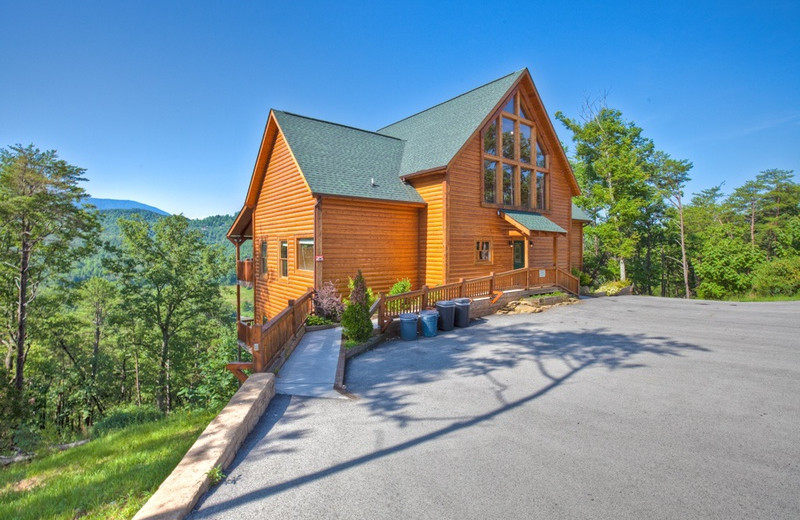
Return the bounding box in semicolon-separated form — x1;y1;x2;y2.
571;268;592;287
341;270;373;344
595;280;631;296
389;278;412;295
306;314;334;326
92;404;164;438
345;276;375;307
751;256;800;297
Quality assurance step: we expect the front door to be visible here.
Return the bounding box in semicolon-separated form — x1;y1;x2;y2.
513;240;525;270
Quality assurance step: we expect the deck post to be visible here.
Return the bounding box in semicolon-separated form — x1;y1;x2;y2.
421;285;429;310
489;272;495;295
525;268;530;289
459;278;466;298
553;235;559;270
235;240;242;362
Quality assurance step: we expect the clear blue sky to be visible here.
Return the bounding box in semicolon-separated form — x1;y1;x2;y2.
1;0;798;218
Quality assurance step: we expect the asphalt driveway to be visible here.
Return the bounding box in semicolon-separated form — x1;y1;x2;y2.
191;296;800;519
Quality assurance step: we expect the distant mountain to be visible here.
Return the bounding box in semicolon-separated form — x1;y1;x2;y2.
86;197;170;216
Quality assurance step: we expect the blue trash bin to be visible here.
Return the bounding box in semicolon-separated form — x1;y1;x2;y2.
419;310;439;337
435;300;455;331
399;313;418;341
454;298;471;327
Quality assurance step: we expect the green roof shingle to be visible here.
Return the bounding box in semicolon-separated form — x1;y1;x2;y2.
272;111;423;203
501;209;566;234
271;70;525;203
377;70;524;176
572;203;592;222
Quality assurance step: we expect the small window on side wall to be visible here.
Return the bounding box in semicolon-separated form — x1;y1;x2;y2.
297;238;314;271
260;240;267;276
475;240;492;263
279;240;288;277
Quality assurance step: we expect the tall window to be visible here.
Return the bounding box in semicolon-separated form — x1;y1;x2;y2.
297;238;314;271
260;240;267;276
481;91;550;210
279;240;288;277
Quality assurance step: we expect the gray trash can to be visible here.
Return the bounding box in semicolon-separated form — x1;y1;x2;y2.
419;310;439;337
454;298;471;327
399;313;418;341
435;300;455;331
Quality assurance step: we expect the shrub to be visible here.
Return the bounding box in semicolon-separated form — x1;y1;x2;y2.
751;256;800;297
595;280;631;296
571;268;592;287
341;270;373;344
313;281;344;321
92;404;164;438
389;278;412;295
306;315;334;326
345;276;375;308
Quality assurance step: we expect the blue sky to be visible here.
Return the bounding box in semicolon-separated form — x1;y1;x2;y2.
1;0;798;218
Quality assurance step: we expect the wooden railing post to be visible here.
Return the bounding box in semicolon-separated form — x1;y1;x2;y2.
421;285;429;309
489;272;495;294
459;278;466;298
252;326;263;372
525;268;530;289
378;292;385;330
288;299;296;334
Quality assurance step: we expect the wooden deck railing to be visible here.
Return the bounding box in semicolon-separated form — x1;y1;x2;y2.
227;288;313;380
377;266;579;331
236;259;254;288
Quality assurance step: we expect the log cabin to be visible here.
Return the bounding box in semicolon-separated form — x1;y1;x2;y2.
228;68;589;327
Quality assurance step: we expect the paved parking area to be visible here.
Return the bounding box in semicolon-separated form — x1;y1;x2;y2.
191;296;800;519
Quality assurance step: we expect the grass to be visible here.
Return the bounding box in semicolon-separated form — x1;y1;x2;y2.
220;284;254;315
526;290;566;299
724;293;800;302
0;409;216;520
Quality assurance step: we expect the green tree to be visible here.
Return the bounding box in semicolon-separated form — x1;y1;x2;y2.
0;144;98;397
106;215;226;412
652;152;694;298
556;103;656;282
341;270;373;343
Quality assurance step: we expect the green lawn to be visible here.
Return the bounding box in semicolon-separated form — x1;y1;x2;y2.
0;410;216;520
220;284;254;316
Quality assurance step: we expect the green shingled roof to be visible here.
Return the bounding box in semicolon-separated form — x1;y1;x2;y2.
502;209;566;234
572;203;592;221
272;111;423;203
378;70;525;176
271;70;524;203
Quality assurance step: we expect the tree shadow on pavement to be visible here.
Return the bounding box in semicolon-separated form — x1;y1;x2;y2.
191;316;708;517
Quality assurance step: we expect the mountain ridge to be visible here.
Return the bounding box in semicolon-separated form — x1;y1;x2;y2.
86;197;170;215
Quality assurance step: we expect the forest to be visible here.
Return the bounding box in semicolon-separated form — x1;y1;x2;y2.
558;103;800;300
2;102;799;453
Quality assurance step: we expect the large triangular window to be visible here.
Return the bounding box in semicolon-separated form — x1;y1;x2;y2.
481;90;549;210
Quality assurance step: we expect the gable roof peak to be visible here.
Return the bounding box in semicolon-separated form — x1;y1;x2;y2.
376;69;527;133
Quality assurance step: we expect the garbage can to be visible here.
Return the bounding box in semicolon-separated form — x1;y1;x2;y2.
453;298;471;327
419;310;439;337
399;313;418;341
435;300;455;331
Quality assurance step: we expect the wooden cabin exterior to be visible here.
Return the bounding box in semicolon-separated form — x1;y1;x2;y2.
228;69;588;326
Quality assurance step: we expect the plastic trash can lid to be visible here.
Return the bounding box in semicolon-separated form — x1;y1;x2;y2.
435;300;455;307
454;298;471;304
399;313;418;320
420;309;439;316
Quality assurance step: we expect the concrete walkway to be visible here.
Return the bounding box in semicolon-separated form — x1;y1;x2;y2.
274;326;345;400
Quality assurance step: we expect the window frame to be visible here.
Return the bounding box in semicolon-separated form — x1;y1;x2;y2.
278;239;289;278
259;239;268;277
296;237;314;272
475;239;493;264
481;89;551;212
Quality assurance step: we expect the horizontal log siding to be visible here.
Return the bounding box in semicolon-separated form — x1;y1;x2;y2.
570;221;584;271
409;175;445;287
253;131;316;322
446;134;515;281
320;198;420;296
